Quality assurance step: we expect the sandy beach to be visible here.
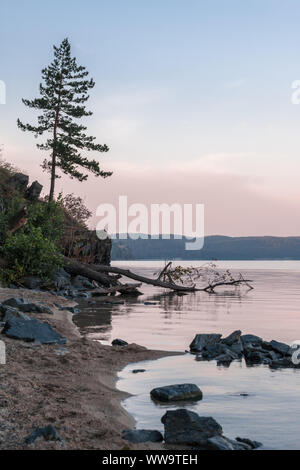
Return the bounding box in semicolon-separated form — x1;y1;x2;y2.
0;288;179;450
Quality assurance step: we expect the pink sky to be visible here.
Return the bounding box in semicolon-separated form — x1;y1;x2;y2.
6;153;300;237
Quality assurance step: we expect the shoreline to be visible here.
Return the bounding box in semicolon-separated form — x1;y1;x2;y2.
0;287;181;450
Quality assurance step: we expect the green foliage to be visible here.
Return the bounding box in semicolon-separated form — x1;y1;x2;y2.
17;38;112;200
0;193;26;244
27;200;65;243
0;227;62;284
0;199;65;284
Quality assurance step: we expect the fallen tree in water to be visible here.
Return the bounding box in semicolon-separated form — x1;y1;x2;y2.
63;258;253;294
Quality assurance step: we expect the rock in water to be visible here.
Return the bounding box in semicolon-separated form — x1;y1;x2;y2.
122;429;163;443
221;330;242;346
269;340;291;356
161;409;222;445
151;384;203;402
2;317;66;344
190;333;222;352
241;334;263;346
207;435;251;450
236;436;262;449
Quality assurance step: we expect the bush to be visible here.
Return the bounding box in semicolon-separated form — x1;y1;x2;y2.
27;200;65;243
0;227;62;284
58;193;92;227
0;199;65;284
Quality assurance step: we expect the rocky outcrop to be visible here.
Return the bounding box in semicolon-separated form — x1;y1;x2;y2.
9;173;29;192
26;181;43;201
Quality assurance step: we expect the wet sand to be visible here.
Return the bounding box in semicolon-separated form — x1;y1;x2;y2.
0;288;179;450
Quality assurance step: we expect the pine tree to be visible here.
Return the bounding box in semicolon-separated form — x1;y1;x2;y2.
17;38;112;201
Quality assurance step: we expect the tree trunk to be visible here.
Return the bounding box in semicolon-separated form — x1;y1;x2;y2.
62;256;117;287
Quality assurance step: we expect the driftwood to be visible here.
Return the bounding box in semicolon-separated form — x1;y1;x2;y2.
90;283;142;296
63;257;253;293
62;256;116;288
90;263;253;293
89;264;197;292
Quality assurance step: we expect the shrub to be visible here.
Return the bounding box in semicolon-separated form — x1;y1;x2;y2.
0;227;62;284
0;199;65;284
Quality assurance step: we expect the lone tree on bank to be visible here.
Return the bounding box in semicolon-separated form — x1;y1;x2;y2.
17;38;112;201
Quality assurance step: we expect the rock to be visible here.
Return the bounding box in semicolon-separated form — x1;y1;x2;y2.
9;173;29;192
221;330;242;346
190;333;222;352
2;317;66;344
21;276;43;289
206;435;251;450
71;275;94;289
25;425;64;446
269;357;295;369
151;384;203;402
112;339;128;347
241;334;263;346
122;429;163;443
2;308;30;323
216;354;233;366
229;341;244;357
25;181;43;201
202;343;239;360
236;436;262;449
269;340;291;356
52;268;72;290
59;306;80;314
132;369;146;374
245;351;266;364
2;297;54;315
161;409;222;445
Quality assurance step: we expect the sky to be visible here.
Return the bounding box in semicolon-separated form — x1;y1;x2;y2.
1;0;300;236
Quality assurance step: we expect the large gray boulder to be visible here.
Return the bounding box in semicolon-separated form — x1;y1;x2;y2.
9;173;29;192
122;429;163;443
2;317;66;344
151;384;203;402
161;409;222;445
190;333;222;352
25;181;43;201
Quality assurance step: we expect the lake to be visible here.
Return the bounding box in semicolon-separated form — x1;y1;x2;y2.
74;260;300;450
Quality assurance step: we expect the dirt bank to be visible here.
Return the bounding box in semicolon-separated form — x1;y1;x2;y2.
0;288;180;450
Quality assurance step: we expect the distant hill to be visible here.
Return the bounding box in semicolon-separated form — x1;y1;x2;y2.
111;235;300;260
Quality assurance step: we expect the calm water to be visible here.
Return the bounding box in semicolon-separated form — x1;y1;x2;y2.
74;260;300;450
